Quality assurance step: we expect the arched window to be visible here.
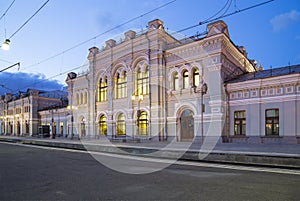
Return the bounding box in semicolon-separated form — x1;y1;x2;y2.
136;67;149;95
173;72;179;90
116;113;126;136
76;94;79;105
192;68;199;87
84;92;88;104
138;111;148;135
115;71;127;99
98;77;108;102
99;115;107;135
80;93;83;104
183;70;189;89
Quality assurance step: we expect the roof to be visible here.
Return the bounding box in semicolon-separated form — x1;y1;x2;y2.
226;64;300;83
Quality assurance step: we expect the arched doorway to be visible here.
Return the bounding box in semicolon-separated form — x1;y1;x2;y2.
179;109;194;141
79;117;86;138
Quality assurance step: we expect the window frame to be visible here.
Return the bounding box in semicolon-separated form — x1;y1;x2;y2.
115;71;127;99
265;109;279;136
98;77;108;102
182;70;189;89
136;67;149;95
234;110;246;135
99;115;107;135
116;113;126;136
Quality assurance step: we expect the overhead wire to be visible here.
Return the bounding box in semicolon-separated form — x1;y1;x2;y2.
8;0;275;94
22;0;177;70
0;0;15;22
7;0;50;40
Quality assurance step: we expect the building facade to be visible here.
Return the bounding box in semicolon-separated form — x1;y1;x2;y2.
66;19;258;143
226;65;300;144
0;89;68;136
1;19;299;144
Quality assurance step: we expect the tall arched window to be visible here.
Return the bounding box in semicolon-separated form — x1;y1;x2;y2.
98;77;108;102
192;68;199;87
116;113;126;136
115;71;127;99
84;92;88;104
136;67;149;95
76;94;79;105
183;70;189;89
138;111;148;135
80;93;83;104
173;72;179;90
99;115;107;135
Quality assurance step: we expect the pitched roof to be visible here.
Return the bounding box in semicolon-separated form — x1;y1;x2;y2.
226;64;300;83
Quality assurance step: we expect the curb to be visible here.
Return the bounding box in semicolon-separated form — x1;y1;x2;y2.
1;137;299;169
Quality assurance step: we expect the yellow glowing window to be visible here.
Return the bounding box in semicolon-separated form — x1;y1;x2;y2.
117;113;126;135
99;115;107;135
183;70;189;89
193;69;199;87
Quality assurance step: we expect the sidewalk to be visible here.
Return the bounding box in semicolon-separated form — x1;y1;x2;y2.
0;135;299;168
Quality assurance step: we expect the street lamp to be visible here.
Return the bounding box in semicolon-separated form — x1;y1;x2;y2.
131;94;143;140
193;82;208;145
1;39;10;50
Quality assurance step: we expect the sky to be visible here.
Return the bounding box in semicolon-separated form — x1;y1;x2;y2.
0;0;299;94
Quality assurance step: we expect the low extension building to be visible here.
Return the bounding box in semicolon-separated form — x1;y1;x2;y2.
0;89;68;136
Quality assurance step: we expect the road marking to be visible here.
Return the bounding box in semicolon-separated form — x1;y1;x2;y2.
1;141;299;175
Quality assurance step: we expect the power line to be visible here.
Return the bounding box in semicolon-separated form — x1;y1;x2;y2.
9;0;275;93
0;62;20;72
0;0;15;22
8;0;50;40
22;0;177;70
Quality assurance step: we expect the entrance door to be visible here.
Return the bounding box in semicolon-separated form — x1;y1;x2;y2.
180;110;194;141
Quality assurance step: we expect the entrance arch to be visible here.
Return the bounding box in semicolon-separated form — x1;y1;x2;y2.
79;116;86;138
178;109;194;141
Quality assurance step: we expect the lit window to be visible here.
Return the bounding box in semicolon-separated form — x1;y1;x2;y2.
136;67;149;95
116;113;126;136
60;122;63;135
99;115;107;135
115;71;127;99
234;111;246;135
265;109;279;136
183;70;189;89
98;77;108;102
173;72;179;90
192;69;199;87
138;111;148;135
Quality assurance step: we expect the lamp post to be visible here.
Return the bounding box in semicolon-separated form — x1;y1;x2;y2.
131;94;143;140
193;82;208;145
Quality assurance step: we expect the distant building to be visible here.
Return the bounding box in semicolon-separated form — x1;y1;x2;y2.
0;89;68;136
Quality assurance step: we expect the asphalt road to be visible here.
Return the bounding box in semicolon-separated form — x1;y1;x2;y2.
0;143;299;201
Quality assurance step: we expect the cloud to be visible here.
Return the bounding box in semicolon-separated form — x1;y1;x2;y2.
0;72;64;95
270;10;300;32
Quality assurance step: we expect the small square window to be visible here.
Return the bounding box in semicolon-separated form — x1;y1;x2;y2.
230;93;235;99
268;89;274;95
297;86;300;93
261;90;267;96
251;90;257;97
276;88;283;95
286;86;293;94
244;92;249;98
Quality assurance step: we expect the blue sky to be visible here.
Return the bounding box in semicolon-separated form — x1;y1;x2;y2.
0;0;299;94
